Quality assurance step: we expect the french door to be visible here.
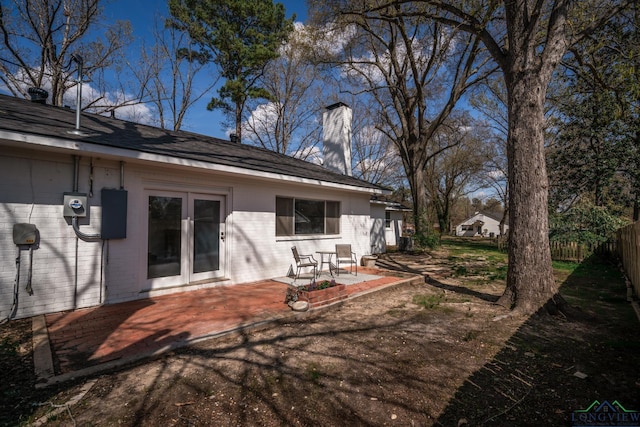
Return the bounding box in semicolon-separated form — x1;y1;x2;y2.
146;191;225;288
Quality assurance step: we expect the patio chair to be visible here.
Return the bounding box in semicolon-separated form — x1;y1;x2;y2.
291;246;318;280
335;244;357;276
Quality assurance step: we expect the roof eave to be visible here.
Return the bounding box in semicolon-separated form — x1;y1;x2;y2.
0;130;387;195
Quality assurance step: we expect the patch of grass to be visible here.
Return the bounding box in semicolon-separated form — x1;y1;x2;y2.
489;265;507;281
306;363;322;383
453;265;468;276
554;258;623;280
556;256;631;319
440;238;508;285
552;260;580;273
413;293;445;309
442;237;507;261
0;337;18;356
386;308;406;317
1;337;20;400
576;262;624;281
462;330;479;342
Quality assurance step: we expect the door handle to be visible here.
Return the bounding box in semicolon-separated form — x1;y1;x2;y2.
220;231;225;241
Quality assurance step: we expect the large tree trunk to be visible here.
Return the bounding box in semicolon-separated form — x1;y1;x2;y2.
408;166;429;237
235;101;243;143
497;74;559;314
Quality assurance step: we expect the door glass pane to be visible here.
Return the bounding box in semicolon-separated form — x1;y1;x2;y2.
147;196;182;278
193;199;220;273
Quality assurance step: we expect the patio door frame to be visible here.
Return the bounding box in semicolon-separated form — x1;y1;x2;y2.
143;188;227;290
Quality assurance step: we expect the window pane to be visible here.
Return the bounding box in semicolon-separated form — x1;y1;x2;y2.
276;197;294;236
148;196;182;278
193;199;220;273
326;201;340;234
295;199;325;234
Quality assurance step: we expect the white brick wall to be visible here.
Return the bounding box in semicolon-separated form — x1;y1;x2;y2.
1;147;375;319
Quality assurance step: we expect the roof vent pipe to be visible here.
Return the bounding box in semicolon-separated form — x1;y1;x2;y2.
67;54;86;136
27;87;48;104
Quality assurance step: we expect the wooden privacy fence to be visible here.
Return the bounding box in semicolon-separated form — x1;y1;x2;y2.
549;240;617;262
616;222;640;299
495;236;616;262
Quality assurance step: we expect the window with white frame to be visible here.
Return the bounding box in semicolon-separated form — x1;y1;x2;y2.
276;197;340;236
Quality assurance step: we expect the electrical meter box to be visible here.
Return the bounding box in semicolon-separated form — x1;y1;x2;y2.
13;223;37;245
101;188;127;239
63;192;88;217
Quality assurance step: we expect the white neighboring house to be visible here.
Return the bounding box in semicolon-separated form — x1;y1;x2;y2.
369;197;411;253
455;211;508;237
0;95;388;319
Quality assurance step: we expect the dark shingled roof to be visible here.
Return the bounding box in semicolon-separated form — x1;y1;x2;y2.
0;94;386;192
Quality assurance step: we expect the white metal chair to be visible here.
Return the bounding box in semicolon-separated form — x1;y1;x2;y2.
291;246;317;280
335;244;357;276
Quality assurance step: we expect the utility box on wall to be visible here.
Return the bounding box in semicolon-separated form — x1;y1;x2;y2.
101;188;127;239
63;192;88;217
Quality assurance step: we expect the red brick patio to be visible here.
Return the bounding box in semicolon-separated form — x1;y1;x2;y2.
43;268;407;378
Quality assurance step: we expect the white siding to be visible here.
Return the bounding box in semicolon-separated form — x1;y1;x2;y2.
385;211;403;247
1;146;375;318
455;213;507;237
369;204;385;254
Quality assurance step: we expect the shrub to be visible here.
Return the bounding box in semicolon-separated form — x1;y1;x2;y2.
549;203;629;245
413;231;440;249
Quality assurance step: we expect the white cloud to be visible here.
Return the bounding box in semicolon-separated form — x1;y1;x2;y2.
294;146;323;165
243;101;279;136
10;65;155;125
289;21;356;58
487;169;505;180
70;81;155;124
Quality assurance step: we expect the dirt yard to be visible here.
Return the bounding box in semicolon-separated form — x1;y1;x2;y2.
2;240;640;426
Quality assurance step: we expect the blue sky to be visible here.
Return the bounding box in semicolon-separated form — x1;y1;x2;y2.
101;0;308;139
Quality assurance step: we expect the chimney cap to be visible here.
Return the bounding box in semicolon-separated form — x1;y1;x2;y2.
326;102;349;111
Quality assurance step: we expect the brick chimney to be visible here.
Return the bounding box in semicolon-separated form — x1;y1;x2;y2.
322;102;352;176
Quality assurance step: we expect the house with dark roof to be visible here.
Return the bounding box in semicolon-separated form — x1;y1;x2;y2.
0;94;388;319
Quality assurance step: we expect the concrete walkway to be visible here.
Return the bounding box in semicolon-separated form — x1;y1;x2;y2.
36;268;417;387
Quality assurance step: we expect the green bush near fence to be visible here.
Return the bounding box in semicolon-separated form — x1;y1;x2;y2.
549;203;629;246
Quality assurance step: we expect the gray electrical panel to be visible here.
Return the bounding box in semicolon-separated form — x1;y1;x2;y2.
101;188;127;239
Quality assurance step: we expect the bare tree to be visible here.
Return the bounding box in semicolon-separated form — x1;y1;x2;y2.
130;17;218;131
351;98;405;188
424;115;490;234
470;80;509;235
242;24;323;158
308;1;495;238
0;0;132;108
386;0;633;313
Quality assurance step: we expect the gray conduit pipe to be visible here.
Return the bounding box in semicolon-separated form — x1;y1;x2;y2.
26;246;33;295
73;155;79;192
71;216;102;242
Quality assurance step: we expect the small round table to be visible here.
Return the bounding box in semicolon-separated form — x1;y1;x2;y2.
315;251;336;276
